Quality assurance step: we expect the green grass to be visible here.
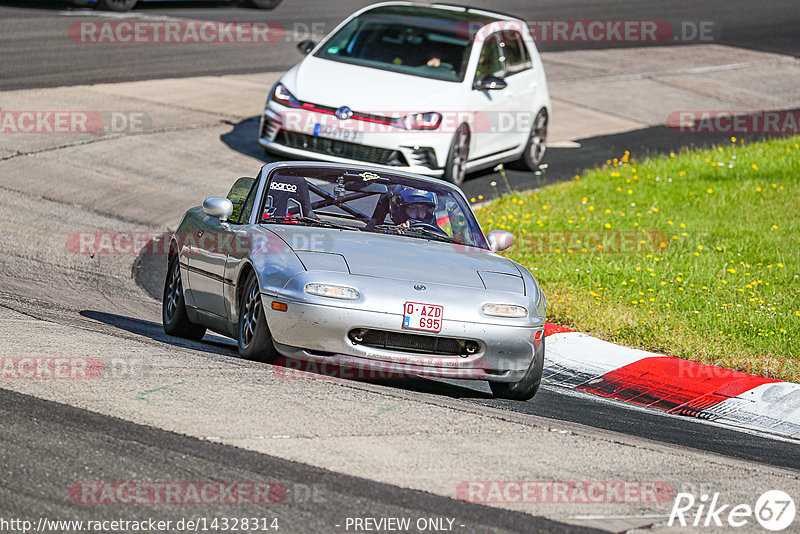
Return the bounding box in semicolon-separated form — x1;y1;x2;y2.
473;136;800;381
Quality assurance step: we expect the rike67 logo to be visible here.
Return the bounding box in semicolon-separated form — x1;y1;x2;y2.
669;490;796;531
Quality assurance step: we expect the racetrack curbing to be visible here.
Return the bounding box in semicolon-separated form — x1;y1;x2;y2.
543;323;800;440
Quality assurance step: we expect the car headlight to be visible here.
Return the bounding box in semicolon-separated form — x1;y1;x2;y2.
482;303;528;318
271;83;301;108
304;283;359;300
390;112;442;130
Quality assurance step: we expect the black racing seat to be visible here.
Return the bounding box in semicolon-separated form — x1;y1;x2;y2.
262;175;317;219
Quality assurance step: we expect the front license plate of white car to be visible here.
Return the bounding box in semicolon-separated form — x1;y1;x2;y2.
402;302;443;333
313;123;363;143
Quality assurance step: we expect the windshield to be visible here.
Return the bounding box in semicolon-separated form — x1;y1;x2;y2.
314;13;472;82
259;167;489;250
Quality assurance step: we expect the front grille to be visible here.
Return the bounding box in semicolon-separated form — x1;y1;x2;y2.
278;130;408;167
349;329;478;356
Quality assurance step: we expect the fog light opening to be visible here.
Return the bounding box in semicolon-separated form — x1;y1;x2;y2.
349;328;368;344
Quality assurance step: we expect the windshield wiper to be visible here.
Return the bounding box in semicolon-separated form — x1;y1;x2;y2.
374;224;455;243
260;216;358;231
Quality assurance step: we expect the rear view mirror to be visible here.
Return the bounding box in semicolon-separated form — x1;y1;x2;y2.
297;40;315;55
487;230;514;252
475;75;507;91
344;181;388;194
203;197;234;222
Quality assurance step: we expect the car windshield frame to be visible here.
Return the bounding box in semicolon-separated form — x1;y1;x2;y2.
313;11;476;83
257;167;490;250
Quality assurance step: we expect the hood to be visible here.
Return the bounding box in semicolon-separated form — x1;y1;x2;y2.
265;226;521;290
282;56;465;112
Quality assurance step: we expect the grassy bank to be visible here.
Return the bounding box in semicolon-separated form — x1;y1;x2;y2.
474;136;800;381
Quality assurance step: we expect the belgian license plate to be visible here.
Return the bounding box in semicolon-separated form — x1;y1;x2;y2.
313;123;363;143
402;302;443;333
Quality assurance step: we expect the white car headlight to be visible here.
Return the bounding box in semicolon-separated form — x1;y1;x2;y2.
304;283;359;300
390;112;442;130
271;83;300;108
482;303;528;318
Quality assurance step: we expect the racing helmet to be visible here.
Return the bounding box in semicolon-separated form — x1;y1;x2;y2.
389;186;437;225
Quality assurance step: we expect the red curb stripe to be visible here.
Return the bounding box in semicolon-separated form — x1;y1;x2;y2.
544;322;573;337
577;356;779;413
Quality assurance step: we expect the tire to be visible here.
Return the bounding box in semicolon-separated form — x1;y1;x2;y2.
162;255;206;340
237;270;278;362
443;123;469;186
247;0;283;8
96;0;138;11
521;108;548;171
489;338;545;401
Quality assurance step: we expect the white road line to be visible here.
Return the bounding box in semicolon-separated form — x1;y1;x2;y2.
58;11;187;22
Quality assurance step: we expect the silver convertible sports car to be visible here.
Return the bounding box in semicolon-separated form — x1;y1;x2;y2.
163;162;546;400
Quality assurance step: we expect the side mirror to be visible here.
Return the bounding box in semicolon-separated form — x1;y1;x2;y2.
475;75;507;91
487;230;514;252
297;40;316;55
203;197;234;222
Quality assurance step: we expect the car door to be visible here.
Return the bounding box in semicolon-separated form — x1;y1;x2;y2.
498;31;538;151
185;217;230;318
464;33;516;161
186;177;255;319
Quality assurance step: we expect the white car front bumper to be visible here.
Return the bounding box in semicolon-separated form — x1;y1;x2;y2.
258;105;454;177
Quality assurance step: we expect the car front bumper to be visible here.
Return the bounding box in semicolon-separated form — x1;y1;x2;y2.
263;294;542;383
258;106;453;177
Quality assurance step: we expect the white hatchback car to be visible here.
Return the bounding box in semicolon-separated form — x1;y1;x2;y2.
259;2;551;185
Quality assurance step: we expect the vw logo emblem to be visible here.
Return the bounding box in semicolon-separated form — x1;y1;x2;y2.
335;106;353;121
414;284;426;291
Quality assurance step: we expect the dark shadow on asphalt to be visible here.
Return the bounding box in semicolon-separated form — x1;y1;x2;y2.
79;309;239;355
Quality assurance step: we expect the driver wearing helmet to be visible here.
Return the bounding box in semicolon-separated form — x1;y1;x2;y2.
389;186;437;227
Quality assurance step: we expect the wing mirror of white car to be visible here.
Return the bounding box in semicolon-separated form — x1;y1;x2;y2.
475;75;508;91
487;230;514;252
297;40;315;55
203;197;234;223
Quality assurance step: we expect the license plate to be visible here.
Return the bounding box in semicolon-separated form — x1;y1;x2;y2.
313;123;363;143
402;302;443;333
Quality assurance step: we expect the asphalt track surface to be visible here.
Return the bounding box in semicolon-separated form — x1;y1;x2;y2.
0;387;598;534
2;0;800;530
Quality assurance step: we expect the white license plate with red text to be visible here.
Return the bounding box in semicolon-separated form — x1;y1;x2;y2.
402;302;443;333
